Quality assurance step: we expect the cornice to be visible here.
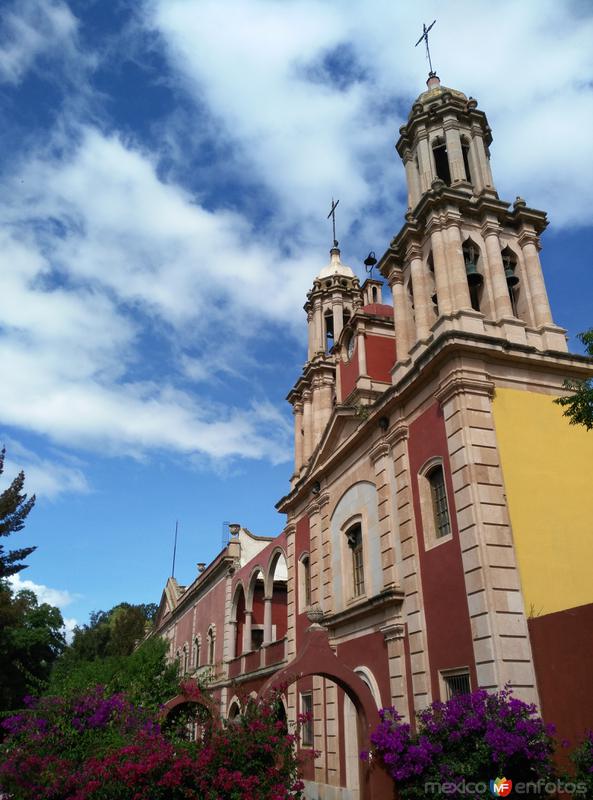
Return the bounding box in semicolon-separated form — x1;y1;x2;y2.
369;441;391;465
385;422;409;447
380;622;406;642
434;370;495;406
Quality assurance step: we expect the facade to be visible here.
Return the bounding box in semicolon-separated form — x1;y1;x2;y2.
153;74;593;799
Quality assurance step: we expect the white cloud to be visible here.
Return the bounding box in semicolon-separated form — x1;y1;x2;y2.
0;0;81;85
8;572;78;609
145;0;593;228
0;439;89;499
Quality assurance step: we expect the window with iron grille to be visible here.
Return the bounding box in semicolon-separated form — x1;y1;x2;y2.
300;692;314;747
443;670;471;699
346;523;365;597
302;555;311;607
428;465;451;538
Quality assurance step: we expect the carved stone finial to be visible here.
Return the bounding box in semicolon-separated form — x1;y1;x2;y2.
306;604;325;628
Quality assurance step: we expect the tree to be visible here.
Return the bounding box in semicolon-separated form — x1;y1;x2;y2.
47;635;179;712
64;602;157;662
555;329;593;431
0;584;65;715
0;448;36;579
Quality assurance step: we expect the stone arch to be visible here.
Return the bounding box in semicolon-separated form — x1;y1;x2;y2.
257;626;391;800
230;581;246;658
264;546;288;597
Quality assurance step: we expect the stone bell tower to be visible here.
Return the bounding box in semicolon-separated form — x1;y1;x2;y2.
379;73;567;380
287;246;362;485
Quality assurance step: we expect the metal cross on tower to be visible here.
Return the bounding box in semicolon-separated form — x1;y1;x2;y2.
327;197;340;247
415;19;437;76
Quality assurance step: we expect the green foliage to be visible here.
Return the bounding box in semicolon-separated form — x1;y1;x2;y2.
555;329;593;431
0;582;65;715
0;448;36;579
48;635;179;712
570;731;593;796
65;602;156;663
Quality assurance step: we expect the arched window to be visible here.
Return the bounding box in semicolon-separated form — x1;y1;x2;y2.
193;636;201;668
207;627;215;665
346;523;365;597
324;310;334;353
462;239;483;312
501;246;520;317
427;251;438;315
182;645;189;675
432;136;451;185
298;553;311;611
427;465;451;539
460;136;473;184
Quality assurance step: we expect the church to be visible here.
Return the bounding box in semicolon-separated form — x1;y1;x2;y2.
153;69;593;799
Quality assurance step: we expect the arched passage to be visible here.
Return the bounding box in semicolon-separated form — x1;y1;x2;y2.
258;625;392;800
263;547;288;646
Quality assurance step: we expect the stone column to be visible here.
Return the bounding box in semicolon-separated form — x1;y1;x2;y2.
472;130;494;190
429;228;453;315
416;130;433;193
313;298;324;355
242;610;252;653
482;224;513;319
356;327;367;375
263;597;273;645
302;389;313;462
293;400;303;474
468;134;484;193
370;441;397;589
444;221;472;311
227;620;237;660
518;230;553;327
388;267;413;358
332;296;344;342
444;121;465;183
404;150;421;208
307;309;315;360
409;247;433;340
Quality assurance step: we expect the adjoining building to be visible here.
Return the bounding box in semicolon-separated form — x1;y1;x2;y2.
153;72;593;800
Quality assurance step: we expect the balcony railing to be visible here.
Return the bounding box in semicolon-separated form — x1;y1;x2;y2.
226;638;287;678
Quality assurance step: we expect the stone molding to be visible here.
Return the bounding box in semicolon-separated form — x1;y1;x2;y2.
434;370;495;406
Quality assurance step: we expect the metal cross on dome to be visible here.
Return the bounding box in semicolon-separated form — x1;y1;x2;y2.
415;19;437;75
327;197;340;248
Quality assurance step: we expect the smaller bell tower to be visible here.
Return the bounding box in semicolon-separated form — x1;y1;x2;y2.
288;246;362;484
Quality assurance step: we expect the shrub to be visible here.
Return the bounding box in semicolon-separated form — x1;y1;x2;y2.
571;730;593;796
0;683;306;800
367;688;556;798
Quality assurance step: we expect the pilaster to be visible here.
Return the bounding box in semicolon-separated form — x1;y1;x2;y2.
435;369;539;706
386;422;432;711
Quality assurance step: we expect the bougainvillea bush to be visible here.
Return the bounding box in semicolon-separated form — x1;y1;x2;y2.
366;688;556;799
0;684;306;800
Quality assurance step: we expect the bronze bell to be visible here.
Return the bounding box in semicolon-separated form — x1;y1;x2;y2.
505;266;519;287
464;244;483;286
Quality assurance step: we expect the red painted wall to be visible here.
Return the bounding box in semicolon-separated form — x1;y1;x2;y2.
272;585;288;639
529;602;593;760
365;334;396;384
408;401;477;698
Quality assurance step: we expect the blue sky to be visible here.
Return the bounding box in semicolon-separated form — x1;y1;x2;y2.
0;0;592;636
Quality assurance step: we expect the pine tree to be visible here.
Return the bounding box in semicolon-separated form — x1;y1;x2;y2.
0;447;36;579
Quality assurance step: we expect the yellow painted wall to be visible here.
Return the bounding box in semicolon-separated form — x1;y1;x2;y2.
492;387;593;616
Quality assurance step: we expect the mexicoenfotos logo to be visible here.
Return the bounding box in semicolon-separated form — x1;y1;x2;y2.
490;777;513;797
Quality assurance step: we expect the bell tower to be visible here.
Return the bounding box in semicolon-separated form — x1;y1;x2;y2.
379;73;567;379
287;246;362;485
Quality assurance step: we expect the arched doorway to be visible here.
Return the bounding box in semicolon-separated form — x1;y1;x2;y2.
257;625;392;800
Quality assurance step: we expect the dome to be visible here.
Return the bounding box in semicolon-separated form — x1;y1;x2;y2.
411;74;468;112
317;246;355;280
